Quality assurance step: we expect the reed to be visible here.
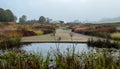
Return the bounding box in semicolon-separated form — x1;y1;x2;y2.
0;47;119;69
0;34;21;50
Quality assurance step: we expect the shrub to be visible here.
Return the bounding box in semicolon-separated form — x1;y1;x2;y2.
34;30;43;35
5;30;23;37
33;24;56;34
41;29;54;34
74;28;86;33
111;32;120;40
20;30;36;36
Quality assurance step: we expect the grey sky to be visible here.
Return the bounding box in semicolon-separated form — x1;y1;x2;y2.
0;0;120;22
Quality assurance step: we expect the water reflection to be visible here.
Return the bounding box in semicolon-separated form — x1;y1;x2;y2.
20;43;92;55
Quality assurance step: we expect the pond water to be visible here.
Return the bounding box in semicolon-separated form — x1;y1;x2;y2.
20;43;94;55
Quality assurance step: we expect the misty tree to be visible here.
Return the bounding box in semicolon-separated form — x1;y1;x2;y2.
74;19;80;23
14;16;17;22
0;8;15;22
46;17;52;23
59;21;64;24
26;19;38;23
19;15;27;23
0;8;6;22
39;16;46;23
6;9;14;22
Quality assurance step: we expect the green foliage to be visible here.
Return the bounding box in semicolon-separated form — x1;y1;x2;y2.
0;8;15;22
6;9;14;22
0;50;43;69
0;36;21;49
34;30;43;35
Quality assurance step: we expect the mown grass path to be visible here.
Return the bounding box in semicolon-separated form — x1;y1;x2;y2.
21;29;118;43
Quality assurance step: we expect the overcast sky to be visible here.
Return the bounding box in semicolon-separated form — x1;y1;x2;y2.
0;0;120;22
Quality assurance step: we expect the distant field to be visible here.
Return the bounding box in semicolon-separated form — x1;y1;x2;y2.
103;22;120;26
94;22;120;27
109;23;120;26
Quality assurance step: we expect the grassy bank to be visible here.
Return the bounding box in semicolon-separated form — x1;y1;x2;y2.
0;34;21;49
88;38;120;49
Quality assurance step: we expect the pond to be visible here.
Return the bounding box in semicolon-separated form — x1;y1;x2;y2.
0;43;118;56
20;43;94;55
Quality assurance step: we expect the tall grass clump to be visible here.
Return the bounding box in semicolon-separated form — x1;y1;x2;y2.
0;50;43;69
53;46;81;69
81;49;120;69
0;32;22;49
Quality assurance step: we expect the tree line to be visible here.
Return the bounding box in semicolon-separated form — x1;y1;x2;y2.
0;8;52;23
19;15;52;23
0;8;63;23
